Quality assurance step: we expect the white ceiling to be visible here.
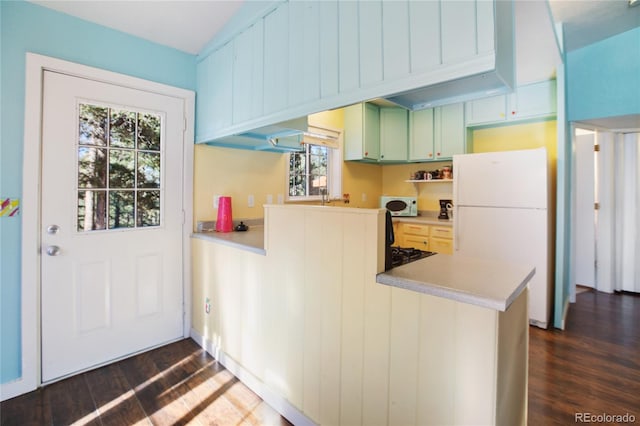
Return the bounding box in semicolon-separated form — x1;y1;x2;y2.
28;0;245;55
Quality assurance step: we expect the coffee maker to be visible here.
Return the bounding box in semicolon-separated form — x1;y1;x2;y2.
438;199;453;220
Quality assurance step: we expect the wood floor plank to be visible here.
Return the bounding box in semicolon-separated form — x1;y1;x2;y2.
83;363;151;426
0;388;52;426
44;373;98;425
117;351;192;426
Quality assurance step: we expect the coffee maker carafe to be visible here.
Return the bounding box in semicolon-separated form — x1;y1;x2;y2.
439;199;453;220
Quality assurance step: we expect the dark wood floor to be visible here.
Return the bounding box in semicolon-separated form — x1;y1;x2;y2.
2;289;638;425
0;339;291;426
528;289;640;425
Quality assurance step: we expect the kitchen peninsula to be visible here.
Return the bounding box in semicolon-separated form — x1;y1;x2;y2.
191;205;533;425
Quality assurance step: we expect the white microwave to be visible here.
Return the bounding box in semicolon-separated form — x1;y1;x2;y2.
380;196;418;216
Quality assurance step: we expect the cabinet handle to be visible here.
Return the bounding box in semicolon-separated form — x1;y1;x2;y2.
436;152;441;156
511;111;516;115
428;153;433;157
365;151;368;156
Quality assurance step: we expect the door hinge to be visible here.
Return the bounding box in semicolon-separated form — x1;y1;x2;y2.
594;144;600;152
594;202;600;210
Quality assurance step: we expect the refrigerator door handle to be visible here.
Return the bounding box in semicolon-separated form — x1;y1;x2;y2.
453;206;459;251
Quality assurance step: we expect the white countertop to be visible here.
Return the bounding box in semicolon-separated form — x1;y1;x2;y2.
393;216;453;227
376;254;534;311
192;225;266;255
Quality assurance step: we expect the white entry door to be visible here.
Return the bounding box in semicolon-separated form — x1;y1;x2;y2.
41;71;185;382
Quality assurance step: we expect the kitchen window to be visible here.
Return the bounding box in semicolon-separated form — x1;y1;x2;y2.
286;127;342;202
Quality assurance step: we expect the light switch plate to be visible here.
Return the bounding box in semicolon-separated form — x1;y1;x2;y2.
248;194;255;208
213;195;220;209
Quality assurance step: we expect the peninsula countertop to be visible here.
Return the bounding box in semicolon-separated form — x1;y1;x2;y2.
377;254;535;311
192;226;265;255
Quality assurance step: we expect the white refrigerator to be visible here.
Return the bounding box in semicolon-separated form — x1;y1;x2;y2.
453;147;551;328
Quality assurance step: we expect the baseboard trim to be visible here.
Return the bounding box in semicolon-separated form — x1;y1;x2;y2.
1;377;33;402
189;329;316;426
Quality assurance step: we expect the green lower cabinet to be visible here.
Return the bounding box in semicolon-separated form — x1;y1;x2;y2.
409;103;465;162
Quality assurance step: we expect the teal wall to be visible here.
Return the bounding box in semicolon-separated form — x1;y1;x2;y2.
567;27;640;122
0;0;196;384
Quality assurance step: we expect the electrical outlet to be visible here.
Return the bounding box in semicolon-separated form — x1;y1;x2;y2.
277;194;284;204
248;194;255;208
205;297;211;314
266;194;273;204
213;195;220;209
362;193;367;202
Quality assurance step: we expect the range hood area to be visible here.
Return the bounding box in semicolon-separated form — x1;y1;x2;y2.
205;117;342;153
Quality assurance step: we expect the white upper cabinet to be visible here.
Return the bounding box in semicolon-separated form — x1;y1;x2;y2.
408;1;441;73
338;1;360;94
382;0;411;81
319;1;339;99
196;0;514;145
263;5;289;115
359;1;383;87
288;1;320;107
465;80;557;126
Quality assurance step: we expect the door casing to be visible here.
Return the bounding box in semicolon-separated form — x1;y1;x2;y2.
4;53;194;400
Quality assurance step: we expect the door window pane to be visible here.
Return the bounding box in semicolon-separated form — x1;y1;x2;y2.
137;191;160;227
137;113;161;151
109;109;136;148
78;147;107;188
137;152;161;188
109;191;135;229
79;105;108;146
78;190;107;231
109;149;135;188
77;103;163;232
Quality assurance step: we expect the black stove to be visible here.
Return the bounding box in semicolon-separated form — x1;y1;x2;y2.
389;246;436;269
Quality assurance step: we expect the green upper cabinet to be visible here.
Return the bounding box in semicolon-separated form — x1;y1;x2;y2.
465;80;557;126
435;103;465;160
344;103;380;161
409;103;464;162
196;0;514;145
409;108;435;161
379;107;408;162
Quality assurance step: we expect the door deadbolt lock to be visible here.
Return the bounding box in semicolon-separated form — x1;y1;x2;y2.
47;225;60;235
46;245;61;256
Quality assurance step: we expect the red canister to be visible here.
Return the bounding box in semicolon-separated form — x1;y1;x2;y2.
216;196;233;232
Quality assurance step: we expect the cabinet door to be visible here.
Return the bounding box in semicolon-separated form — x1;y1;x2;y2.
435;103;465;160
465;95;507;126
382;0;410;80
319;1;339;99
509;80;557;120
409;1;440;73
338;1;359;93
430;237;453;255
233;26;255;125
289;1;320;107
344;103;379;161
359;0;383;87
363;103;381;160
210;42;234;134
409;108;435;161
441;1;477;64
264;4;289;114
403;235;430;251
380;108;408;162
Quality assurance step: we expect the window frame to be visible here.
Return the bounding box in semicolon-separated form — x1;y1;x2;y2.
285;128;343;203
